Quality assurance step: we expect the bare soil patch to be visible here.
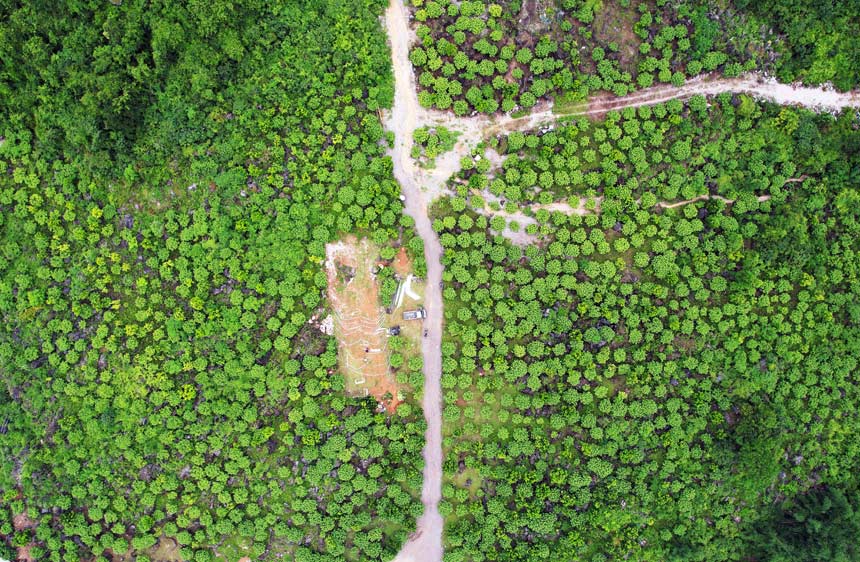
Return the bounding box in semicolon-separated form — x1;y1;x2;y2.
13;513;36;562
16;545;33;562
12;513;35;531
516;0;555;46
394;246;411;276
592;2;640;71
148;537;183;562
326;237;403;411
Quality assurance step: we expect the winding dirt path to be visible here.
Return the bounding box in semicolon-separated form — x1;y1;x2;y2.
485;74;860;136
479;192;780;245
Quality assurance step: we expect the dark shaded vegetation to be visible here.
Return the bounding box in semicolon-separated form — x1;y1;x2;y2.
735;0;860;90
748;483;860;562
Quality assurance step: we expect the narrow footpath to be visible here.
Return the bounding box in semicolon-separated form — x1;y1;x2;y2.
474;190;781;246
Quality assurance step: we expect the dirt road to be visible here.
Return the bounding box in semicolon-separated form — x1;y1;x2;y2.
383;1;444;561
486;73;860;135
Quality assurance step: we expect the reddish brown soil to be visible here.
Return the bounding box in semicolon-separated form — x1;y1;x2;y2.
394;246;412;276
12;513;35;531
326;238;403;412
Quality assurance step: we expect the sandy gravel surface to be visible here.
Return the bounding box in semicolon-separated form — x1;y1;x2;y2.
383;1;444;560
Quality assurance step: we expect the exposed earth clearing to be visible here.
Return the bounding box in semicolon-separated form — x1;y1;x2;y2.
326;238;403;411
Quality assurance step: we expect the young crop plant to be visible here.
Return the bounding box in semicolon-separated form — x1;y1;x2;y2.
412;125;462;167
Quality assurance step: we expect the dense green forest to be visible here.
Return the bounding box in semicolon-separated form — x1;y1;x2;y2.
0;0;428;561
735;0;860;90
434;98;860;560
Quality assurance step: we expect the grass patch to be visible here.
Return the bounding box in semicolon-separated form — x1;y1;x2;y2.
213;534;254;562
553;96;589;115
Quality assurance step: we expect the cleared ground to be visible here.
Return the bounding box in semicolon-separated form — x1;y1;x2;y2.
148;537;184;562
326;237;423;412
12;512;36;562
